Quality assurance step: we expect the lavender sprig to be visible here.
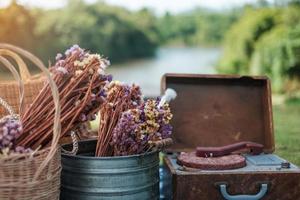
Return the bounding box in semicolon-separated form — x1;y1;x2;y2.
0;116;31;156
96;81;143;156
111;99;173;156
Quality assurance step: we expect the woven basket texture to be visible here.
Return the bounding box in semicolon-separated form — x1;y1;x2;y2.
0;44;61;200
0;77;45;118
0;148;61;200
0;46;45;118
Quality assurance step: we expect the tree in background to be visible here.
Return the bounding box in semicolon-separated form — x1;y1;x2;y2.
0;1;37;54
36;0;159;63
0;0;239;65
0;0;158;64
219;7;278;74
219;4;300;93
156;9;239;46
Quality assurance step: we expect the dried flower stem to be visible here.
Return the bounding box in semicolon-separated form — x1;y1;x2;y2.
16;45;111;149
95;83;142;157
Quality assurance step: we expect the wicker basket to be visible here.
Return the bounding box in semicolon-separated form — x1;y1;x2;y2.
0;45;61;200
0;44;46;118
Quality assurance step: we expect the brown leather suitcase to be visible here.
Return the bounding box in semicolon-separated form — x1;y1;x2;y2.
161;73;300;200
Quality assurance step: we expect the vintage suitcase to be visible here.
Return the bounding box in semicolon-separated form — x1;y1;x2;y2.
161;73;300;200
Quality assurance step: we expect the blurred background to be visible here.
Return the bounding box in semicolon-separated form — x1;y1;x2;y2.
0;0;299;164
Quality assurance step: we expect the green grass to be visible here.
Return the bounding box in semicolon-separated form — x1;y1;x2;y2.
274;98;300;166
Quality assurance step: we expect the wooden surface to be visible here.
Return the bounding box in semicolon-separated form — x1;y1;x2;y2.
161;73;274;153
165;157;300;200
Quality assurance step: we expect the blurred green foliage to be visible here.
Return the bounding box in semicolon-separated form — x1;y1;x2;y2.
0;0;238;65
36;1;159;63
274;98;300;166
2;0;300;94
156;9;240;46
219;3;300;93
0;0;158;64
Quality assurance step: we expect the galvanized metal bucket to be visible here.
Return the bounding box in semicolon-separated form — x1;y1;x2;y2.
60;139;159;200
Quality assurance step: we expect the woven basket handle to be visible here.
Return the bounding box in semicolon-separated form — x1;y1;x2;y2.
0;97;16;118
0;50;27;116
0;55;24;118
0;43;61;180
0;45;32;80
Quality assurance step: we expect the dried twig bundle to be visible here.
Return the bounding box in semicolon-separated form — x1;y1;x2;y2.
17;45;112;149
95;81;143;157
111;99;173;156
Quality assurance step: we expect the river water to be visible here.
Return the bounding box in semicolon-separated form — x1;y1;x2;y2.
0;47;222;96
107;47;222;97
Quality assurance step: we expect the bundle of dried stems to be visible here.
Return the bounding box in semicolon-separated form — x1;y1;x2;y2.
95;82;142;157
17;45;111;149
111;99;173;156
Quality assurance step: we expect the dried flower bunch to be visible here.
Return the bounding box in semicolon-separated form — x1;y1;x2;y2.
111;99;173;156
96;81;143;156
0;116;31;157
16;45;112;149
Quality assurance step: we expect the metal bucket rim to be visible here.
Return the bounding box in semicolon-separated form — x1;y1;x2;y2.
61;139;158;160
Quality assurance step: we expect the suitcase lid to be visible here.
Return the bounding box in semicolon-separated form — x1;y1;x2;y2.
161;73;274;153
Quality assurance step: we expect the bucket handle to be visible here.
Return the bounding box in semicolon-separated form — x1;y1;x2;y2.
0;43;61;180
61;131;79;155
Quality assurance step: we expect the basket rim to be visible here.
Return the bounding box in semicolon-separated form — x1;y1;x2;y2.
0;146;59;164
0;74;45;84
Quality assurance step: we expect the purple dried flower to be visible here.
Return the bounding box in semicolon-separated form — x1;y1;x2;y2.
111;98;173;156
99;89;106;98
56;66;68;74
64;44;84;57
0;116;31;155
56;53;63;61
65;49;71;56
14;146;32;154
57;60;65;67
80;114;87;122
106;74;113;82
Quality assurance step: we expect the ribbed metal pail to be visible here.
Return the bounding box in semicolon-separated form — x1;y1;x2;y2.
60;139;159;200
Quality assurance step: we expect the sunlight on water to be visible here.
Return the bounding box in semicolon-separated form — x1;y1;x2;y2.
0;47;221;96
107;47;222;96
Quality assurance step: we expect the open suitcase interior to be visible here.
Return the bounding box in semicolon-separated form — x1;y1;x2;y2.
160;74;300;200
